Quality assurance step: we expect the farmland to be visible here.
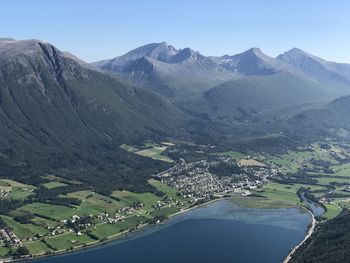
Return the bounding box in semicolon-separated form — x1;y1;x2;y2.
0;179;36;200
0;165;194;259
120;143;174;163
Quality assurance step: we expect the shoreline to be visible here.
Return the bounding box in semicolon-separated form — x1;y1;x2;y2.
282;208;316;263
1;196;313;263
1;197;228;263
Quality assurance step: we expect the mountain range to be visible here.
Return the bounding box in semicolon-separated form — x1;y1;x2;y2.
1;38;350;188
94;42;350;102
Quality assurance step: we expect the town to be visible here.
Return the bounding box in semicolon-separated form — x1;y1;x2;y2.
157;156;278;200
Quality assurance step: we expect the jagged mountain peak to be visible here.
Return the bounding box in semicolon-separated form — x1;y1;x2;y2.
277;47;350;85
114;41;177;62
277;48;322;62
169;47;204;63
233;47;273;62
0;38;93;71
244;47;264;56
213;47;293;75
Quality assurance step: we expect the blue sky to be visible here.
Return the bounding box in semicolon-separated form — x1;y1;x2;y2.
1;0;349;62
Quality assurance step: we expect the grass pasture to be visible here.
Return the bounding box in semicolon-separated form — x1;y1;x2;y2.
66;191;126;216
21;203;76;221
148;179;189;204
91;216;146;240
322;203;341;220
31;216;59;229
0;246;10;257
42;181;67;189
45;233;95;251
213;151;244;160
231;196;295;209
315;176;350;185
0;179;36;200
150;207;179;217
112;190;160;212
332;163;350;177
0;216;34;239
257;182;327;204
135;146;173;163
24;241;51;255
42;174;81;184
120;143;173;162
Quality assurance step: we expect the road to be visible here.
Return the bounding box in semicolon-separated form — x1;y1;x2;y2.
283;209;316;263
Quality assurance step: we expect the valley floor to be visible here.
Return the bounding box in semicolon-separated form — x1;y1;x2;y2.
1;141;350;261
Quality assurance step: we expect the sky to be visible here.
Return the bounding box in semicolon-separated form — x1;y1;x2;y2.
1;0;350;63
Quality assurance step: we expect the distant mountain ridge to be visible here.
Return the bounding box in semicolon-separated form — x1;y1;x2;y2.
93;42;235;99
210;47;297;75
94;42;350;101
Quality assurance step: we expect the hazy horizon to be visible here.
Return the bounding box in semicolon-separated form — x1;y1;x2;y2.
1;0;350;63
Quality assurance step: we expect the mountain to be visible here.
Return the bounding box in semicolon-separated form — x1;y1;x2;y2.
277;48;350;88
211;48;297;76
0;39;189;193
282;95;350;140
178;71;332;125
0;39;185;151
93;42;234;99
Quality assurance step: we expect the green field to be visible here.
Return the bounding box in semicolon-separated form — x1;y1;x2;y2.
42;181;68;189
0;216;35;239
31;216;59;229
322;203;341;220
212;151;244;160
120;143;173;162
42;174;81;184
24;241;51;255
336;199;350;209
135;146;173;163
266;147;339;174
44;233;95;251
66;191;126;216
90;216;146;239
112;190;161;212
21;202;76;221
331;163;350;177
90;223;122;239
315;176;350;185
231;196;295;209
0;246;10;257
120;144;138;152
149;179;189;204
2;213;49;237
257;182;327;204
150;207;179;217
0;179;36;200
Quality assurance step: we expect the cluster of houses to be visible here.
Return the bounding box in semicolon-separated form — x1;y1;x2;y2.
158;157;274;200
0;229;21;247
0;190;9;198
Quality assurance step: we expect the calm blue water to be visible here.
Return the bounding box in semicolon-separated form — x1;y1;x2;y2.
26;200;311;263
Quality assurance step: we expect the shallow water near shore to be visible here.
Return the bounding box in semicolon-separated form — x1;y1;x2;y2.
25;199;311;263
